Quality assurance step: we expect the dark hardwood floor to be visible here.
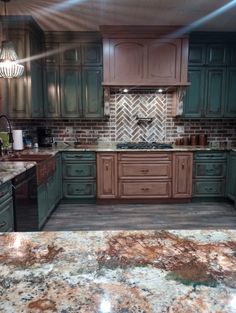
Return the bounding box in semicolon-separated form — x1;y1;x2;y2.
43;201;236;230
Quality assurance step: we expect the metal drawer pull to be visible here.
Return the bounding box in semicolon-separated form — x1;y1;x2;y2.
0;191;5;197
141;187;150;191
75;189;84;192
75;169;83;173
141;169;149;173
0;221;6;228
182;163;185;169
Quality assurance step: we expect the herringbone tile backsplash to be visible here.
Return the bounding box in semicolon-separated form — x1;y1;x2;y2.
115;93;167;142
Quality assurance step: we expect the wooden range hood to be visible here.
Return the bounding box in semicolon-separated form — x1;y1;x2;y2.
100;26;190;90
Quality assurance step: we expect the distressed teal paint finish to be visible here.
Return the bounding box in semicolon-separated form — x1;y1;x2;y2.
227;151;236;203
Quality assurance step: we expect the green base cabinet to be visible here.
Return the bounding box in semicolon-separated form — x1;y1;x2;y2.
227;151;236;205
193;152;227;198
0;182;14;232
62;152;96;203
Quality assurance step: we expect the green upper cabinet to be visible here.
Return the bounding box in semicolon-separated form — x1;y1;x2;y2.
188;44;206;65
205;68;225;117
82;43;102;66
183;33;236;119
183;67;204;118
207;44;227;65
225;68;236;117
3;16;44;119
60;67;82;118
83;67;103;118
44;66;61;118
60;44;81;65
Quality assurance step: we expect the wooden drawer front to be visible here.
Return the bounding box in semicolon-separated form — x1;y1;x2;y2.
118;152;172;162
0;198;14;232
119;162;172;179
0;182;12;204
194;152;226;161
193;180;225;196
119;181;171;198
63;181;96;198
194;162;226;178
63;162;96;179
62;152;95;161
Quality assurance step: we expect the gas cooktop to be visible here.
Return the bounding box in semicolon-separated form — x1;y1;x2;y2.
116;142;173;149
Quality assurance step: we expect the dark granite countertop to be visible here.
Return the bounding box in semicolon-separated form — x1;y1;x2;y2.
0;230;236;312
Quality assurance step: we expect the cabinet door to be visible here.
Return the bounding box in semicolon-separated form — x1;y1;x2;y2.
229;44;236;65
55;154;62;204
227;152;236;201
45;43;60;65
173;153;193;198
60;66;82;118
60;44;80;65
107;39;146;84
183;67;204;118
188;44;206;65
147;39;181;84
44;66;61;118
31;61;44;118
82;67;103;118
97;153;118;199
205;68;225;117
82;43;102;66
207;44;227;65
225;68;236;117
38;183;48;228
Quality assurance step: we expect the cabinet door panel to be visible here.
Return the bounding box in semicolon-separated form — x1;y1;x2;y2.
193;180;225;196
82;43;102;65
60;67;82;118
38;183;48;228
227;152;236;201
31;61;44;118
183;67;204;117
119;181;171;198
230;44;236;65
119;162;172;179
188;44;206;65
44;67;61;118
194;162;226;178
0;198;14;232
109;39;145;83
205;68;225;117
60;45;80;65
63;181;96;198
207;44;227;65
147;39;181;83
225;68;236;117
173;153;193;198
83;67;103;118
97;153;118;199
63;162;96;179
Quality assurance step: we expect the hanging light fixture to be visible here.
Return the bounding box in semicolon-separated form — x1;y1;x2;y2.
0;0;24;78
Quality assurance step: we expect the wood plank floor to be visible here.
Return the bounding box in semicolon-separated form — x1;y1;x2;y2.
43;201;236;230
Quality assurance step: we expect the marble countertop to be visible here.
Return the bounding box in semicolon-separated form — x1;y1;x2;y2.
0;230;236;312
0;161;36;185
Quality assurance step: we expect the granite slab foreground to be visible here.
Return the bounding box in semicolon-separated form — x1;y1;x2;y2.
1;230;236;312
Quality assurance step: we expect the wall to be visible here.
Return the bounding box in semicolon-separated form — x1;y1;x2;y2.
11;92;236;145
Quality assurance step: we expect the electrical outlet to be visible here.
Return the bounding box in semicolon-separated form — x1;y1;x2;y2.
177;126;184;134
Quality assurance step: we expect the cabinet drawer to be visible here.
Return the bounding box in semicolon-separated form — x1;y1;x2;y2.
119;162;172;179
118;152;172;162
63;162;96;179
194;162;226;178
0;181;12;204
119;180;171;198
193;180;225;196
62;152;95;161
63;181;96;198
194;152;226;160
0;198;14;232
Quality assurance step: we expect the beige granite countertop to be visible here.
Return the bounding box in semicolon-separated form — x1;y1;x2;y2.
0;161;36;185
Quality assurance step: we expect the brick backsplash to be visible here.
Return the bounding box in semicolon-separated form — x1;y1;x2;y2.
11;93;236;145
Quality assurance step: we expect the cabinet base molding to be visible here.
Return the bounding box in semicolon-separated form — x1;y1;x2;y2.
97;198;191;205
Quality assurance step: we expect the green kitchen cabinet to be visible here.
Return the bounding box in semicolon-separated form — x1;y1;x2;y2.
225;68;236;117
193;151;227;198
188;44;206;65
62;152;96;203
83;67;103;118
82;43;102;66
2;17;44;119
183;67;204;117
60;45;80;65
230;44;236;65
205;68;226;118
0;182;14;232
54;154;62;204
38;183;48;229
60;67;82;118
44;66;61;118
227;151;236;204
207;44;227;66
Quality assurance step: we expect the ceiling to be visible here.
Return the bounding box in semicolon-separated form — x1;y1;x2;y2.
2;0;236;32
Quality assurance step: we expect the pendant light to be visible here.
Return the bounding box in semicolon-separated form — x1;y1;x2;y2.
0;0;24;78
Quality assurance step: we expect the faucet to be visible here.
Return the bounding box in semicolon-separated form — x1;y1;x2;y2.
0;114;14;156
